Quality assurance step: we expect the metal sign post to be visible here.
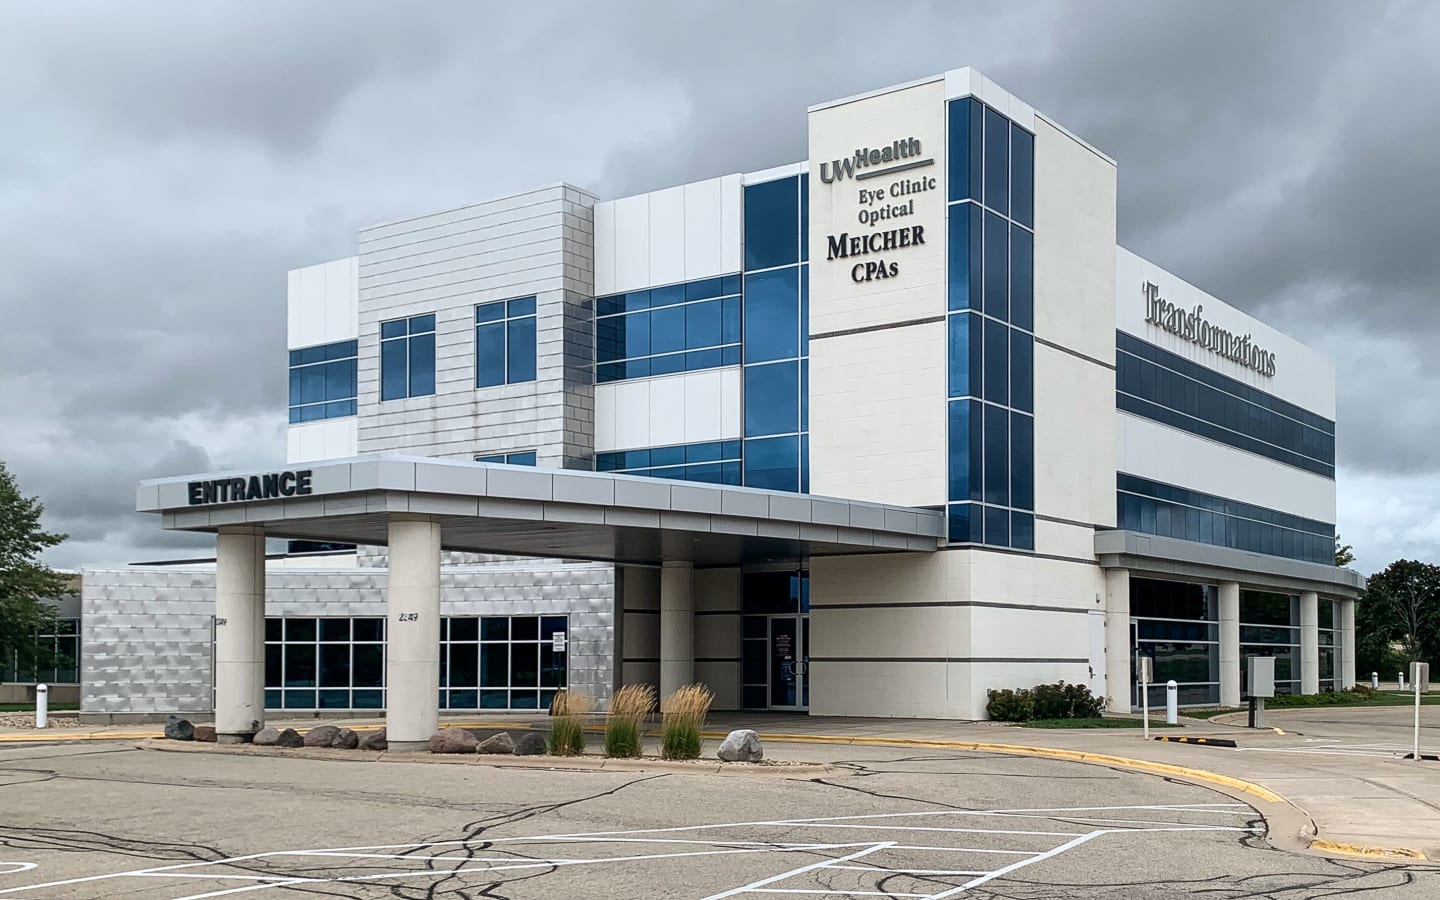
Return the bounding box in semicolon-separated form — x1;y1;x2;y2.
1138;655;1153;741
1411;662;1430;762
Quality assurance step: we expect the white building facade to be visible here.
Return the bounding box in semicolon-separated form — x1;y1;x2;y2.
86;67;1360;731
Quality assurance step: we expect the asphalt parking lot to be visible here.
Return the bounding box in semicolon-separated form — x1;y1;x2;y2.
0;740;1436;899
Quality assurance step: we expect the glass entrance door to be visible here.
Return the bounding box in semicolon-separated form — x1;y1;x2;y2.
769;616;809;710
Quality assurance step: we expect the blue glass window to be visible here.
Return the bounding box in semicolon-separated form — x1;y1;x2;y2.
1010;331;1033;413
948;202;982;311
744;361;800;437
983;106;1010;215
1010;124;1034;229
1117;473;1335;565
945;101;1035;552
288;341;358;423
1116;332;1335;477
744;267;800;363
380;315;436;400
1010;225;1033;332
983;211;1008;319
595;277;742;383
948;98;977;202
799;175;810;263
1010;511;1035;551
948;314;972;398
983;402;1009;506
744;177;800;271
476;298;537;387
598;441;742;486
983;318;1009;406
475;451;536;466
1011;412;1033;511
744;435;799;492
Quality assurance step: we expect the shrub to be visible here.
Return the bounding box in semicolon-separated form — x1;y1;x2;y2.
547;690;592;756
604;684;655;758
986;688;1035;722
987;681;1104;722
660;683;713;760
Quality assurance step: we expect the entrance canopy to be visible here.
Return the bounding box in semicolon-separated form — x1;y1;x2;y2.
137;456;945;566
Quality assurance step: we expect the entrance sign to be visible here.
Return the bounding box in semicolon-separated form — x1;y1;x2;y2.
187;470;313;505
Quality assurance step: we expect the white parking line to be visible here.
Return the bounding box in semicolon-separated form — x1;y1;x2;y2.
0;803;1264;899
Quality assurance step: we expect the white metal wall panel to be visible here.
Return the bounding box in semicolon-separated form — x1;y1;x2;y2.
647;186;687;288
593;368;741;453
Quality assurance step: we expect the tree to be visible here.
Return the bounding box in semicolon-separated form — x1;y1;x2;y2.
1335;536;1355;568
1356;560;1440;677
0;460;68;679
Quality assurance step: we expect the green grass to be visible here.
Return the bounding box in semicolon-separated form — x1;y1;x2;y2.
1184;691;1440;720
0;703;79;713
1018;717;1181;729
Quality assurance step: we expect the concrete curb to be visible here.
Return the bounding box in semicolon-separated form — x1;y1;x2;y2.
133;739;833;777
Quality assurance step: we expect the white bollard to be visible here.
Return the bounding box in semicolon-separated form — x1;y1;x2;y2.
1400;672;1406;691
35;683;48;729
1372;672;1380;690
1166;680;1178;725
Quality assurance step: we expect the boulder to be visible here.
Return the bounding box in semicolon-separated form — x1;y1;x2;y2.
253;726;282;746
163;715;194;741
429;728;479;754
716;729;763;763
193;725;217;743
359;729;388;751
274;728;304;748
303;725;341;748
331;727;359;750
513;732;547;756
476;732;515;755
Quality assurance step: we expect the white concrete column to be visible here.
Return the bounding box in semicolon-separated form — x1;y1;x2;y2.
1219;582;1241;707
1340;598;1357;690
385;514;442;752
214;525;266;743
1300;591;1320;695
1103;569;1132;713
659;560;694;703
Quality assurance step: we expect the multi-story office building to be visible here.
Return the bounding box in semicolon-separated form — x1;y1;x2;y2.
85;67;1363;739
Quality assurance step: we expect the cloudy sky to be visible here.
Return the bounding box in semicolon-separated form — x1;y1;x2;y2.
2;0;1436;574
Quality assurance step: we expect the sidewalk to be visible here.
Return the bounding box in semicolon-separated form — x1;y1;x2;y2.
6;710;1439;861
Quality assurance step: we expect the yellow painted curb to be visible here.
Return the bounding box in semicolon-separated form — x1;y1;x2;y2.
1310;838;1429;861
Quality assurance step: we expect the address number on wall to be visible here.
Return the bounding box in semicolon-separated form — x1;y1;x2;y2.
397;613;419;622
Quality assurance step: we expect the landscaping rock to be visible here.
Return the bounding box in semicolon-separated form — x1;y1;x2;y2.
429;728;479;754
716;729;763;763
477;732;515;755
252;726;282;746
303;725;341;748
163;715;194;741
359;729;387;751
193;725;217;743
274;728;304;748
513;732;547;756
331;727;359;750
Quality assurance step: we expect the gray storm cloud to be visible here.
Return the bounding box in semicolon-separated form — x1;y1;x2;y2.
0;0;1434;572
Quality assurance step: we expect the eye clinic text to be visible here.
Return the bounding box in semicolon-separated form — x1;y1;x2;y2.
856;175;938;225
825;225;926;282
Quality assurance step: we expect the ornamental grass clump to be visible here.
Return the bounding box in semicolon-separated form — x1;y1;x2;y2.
660;683;713;760
547;690;592;756
604;683;656;758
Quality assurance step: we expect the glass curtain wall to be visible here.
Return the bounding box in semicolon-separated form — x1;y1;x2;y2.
1319;599;1337;692
1131;578;1220;707
262;615;567;711
1239;590;1300;695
